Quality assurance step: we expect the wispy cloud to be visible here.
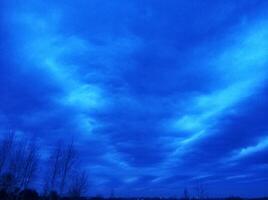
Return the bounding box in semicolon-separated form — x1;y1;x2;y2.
229;136;268;161
169;19;268;146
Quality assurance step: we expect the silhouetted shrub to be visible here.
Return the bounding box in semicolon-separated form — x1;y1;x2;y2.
0;172;16;192
19;189;39;200
0;189;8;200
91;195;105;200
225;197;243;200
49;190;59;200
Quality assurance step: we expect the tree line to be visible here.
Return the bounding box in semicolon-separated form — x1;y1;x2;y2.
0;131;88;200
0;132;266;200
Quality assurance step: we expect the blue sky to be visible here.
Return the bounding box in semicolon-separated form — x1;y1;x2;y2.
1;0;268;197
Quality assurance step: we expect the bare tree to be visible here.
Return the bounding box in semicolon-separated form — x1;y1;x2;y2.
45;142;63;193
8;138;28;187
0;133;88;197
110;188;115;199
68;170;88;198
59;141;76;195
183;187;190;200
44;140;78;196
8;137;39;189
0;131;15;174
19;140;39;189
195;183;208;200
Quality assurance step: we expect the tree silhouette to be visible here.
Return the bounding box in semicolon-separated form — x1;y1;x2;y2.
19;140;39;189
0;172;16;192
194;183;208;200
183;187;190;200
0;131;14;174
59;140;77;195
44;142;63;193
68;170;88;198
19;189;39;200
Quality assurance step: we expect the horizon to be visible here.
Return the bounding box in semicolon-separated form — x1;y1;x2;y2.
1;0;268;198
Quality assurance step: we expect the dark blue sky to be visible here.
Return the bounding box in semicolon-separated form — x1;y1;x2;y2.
1;0;268;197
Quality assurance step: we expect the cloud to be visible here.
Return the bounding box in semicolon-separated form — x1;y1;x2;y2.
229;136;268;161
168;19;268;149
1;0;268;197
